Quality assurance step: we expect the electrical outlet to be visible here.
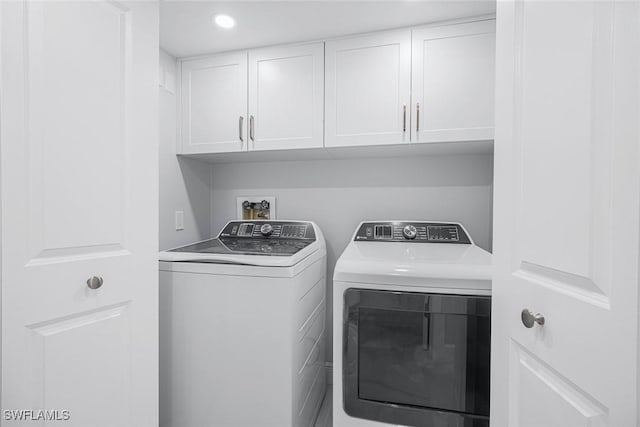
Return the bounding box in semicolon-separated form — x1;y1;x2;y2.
175;211;184;231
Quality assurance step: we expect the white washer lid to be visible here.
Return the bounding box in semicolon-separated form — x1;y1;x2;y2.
159;220;326;268
333;241;492;289
158;241;322;267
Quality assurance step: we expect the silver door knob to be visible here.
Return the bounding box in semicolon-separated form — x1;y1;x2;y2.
521;309;545;328
87;276;104;290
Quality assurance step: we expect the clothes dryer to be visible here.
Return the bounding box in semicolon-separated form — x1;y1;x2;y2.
333;221;491;427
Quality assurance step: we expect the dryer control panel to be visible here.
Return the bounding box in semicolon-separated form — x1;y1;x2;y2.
354;221;471;244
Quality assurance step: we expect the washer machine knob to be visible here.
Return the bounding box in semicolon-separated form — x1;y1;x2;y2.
260;223;274;236
402;225;417;240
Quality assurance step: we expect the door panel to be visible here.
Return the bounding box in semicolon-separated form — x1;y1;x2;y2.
248;43;324;151
510;344;607;427
26;1;128;262
412;20;495;143
325;30;411;147
492;1;639;426
1;1;158;426
180;52;247;154
28;304;131;426
518;3;608;286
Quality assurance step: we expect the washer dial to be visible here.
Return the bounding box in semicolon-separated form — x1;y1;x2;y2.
260;223;274;236
402;224;417;240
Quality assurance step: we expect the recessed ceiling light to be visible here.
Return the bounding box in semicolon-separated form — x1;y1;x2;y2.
213;14;235;29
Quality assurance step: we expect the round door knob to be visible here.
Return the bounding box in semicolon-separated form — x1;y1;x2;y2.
402;225;417;240
87;276;104;290
260;223;273;236
521;309;545;328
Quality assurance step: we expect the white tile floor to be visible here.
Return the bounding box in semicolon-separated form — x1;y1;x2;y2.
314;385;332;427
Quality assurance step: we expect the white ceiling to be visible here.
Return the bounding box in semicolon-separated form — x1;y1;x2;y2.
160;0;496;58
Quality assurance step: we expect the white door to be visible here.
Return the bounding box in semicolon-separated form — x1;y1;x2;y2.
180;52;247;154
412;19;495;143
248;43;324;151
492;1;640;426
1;2;158;426
325;30;411;148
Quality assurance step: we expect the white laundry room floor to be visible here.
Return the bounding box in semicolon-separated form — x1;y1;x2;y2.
314;386;332;427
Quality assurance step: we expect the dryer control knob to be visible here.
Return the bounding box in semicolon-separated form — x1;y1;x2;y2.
403;225;417;240
260;223;274;236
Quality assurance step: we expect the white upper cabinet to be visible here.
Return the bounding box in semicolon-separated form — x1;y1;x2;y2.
180;52;247;154
412;19;495;143
325;30;412;148
248;43;324;151
177;17;495;157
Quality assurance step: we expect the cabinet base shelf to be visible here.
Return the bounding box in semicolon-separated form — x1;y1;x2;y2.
178;140;493;164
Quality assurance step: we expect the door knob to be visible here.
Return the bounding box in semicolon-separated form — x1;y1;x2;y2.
86;276;104;290
521;309;545;328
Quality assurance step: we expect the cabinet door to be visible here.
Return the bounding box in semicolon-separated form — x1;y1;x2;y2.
325;30;411;147
180;52;247;154
248;43;324;151
412;20;495;143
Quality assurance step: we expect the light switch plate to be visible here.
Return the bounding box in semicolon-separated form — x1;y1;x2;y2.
175;211;184;231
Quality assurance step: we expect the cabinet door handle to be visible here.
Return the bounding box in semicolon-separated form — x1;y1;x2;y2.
416;103;420;133
403;105;407;132
239;116;244;142
249;115;255;142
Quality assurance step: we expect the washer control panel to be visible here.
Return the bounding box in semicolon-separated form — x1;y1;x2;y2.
354;221;471;244
219;221;316;241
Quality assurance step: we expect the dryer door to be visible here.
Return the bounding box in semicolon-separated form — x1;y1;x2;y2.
343;289;491;427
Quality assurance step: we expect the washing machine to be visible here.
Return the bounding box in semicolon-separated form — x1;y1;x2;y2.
332;221;492;427
159;220;327;427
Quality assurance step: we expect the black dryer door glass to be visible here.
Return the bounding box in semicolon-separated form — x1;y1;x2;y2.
343;289;491;427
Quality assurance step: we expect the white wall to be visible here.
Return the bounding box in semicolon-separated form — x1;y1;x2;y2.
209;154;494;363
159;50;211;250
